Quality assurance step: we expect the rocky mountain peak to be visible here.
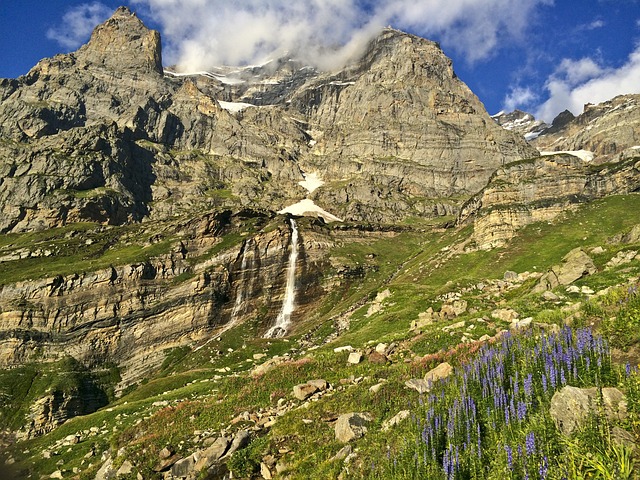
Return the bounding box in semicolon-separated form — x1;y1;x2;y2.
74;6;163;75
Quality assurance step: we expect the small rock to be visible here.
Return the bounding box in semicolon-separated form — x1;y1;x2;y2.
50;471;64;479
260;462;273;479
566;285;580;294
405;378;430;394
335;413;371;443
369;382;384;394
478;334;492;342
542;291;560;301
347;352;363;364
440;300;468;319
503;271;519;281
581;286;595;295
375;343;388;354
334;346;354;353
159;447;174;460
442;320;465;332
491;308;519;322
382;411;411;431
253;353;267;360
510;317;533;330
591;246;605;255
330;445;352;462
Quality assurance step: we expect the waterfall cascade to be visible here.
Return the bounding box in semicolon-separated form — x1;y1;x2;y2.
230;240;252;321
264;218;299;338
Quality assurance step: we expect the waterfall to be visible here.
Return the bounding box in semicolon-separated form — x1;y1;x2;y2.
264;218;299;338
230;240;252;321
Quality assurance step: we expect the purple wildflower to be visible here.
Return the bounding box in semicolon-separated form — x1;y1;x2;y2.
505;444;513;470
525;432;535;455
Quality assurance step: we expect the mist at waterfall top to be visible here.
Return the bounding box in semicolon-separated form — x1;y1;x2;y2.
2;1;640;120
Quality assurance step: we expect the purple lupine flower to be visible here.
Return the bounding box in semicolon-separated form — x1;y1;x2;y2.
525;432;535;455
560;368;567;385
477;423;482;458
505;444;513;470
542;373;548;393
539;456;548;479
517;401;527;421
626;362;632;376
524;373;533;398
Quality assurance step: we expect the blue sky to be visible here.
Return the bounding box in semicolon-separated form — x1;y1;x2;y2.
1;0;639;121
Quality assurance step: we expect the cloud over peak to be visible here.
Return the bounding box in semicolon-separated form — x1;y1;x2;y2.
118;0;553;72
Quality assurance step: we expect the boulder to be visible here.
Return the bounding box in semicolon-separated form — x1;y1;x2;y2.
510;317;533;330
222;430;251;459
550;386;627;436
368;352;388;364
534;248;597;292
335;413;371;443
116;460;133;476
293;379;328;400
170;455;196;478
503;271;519;282
440;300;468;319
621;224;640;244
347;352;363;364
424;362;453;385
491;308;519;322
194;436;230;471
293;383;319;401
405;378;431;394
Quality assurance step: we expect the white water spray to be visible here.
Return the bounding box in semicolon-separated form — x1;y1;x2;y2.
264;218;299;338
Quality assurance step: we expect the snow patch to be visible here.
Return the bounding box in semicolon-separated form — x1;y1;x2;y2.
524;131;541;141
278;199;342;223
298;172;324;194
540;150;595;162
218;101;255;113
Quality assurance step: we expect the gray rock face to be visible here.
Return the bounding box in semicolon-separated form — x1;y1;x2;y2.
549;386;627;436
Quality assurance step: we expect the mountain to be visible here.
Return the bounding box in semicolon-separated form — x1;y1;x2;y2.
1;7;639;480
491;109;549;141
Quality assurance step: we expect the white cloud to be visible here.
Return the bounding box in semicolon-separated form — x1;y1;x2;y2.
534;46;640;121
503;86;538;112
46;2;112;49
130;0;552;72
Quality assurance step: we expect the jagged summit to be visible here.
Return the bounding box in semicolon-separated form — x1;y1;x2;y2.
75;5;163;74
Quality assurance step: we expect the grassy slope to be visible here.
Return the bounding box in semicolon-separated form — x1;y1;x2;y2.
2;194;640;479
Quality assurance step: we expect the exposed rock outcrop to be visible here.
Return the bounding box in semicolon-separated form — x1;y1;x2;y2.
460;152;640;248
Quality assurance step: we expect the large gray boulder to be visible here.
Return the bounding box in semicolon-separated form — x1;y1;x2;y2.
550;386;627;436
335;413;371;443
534;248;597;292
